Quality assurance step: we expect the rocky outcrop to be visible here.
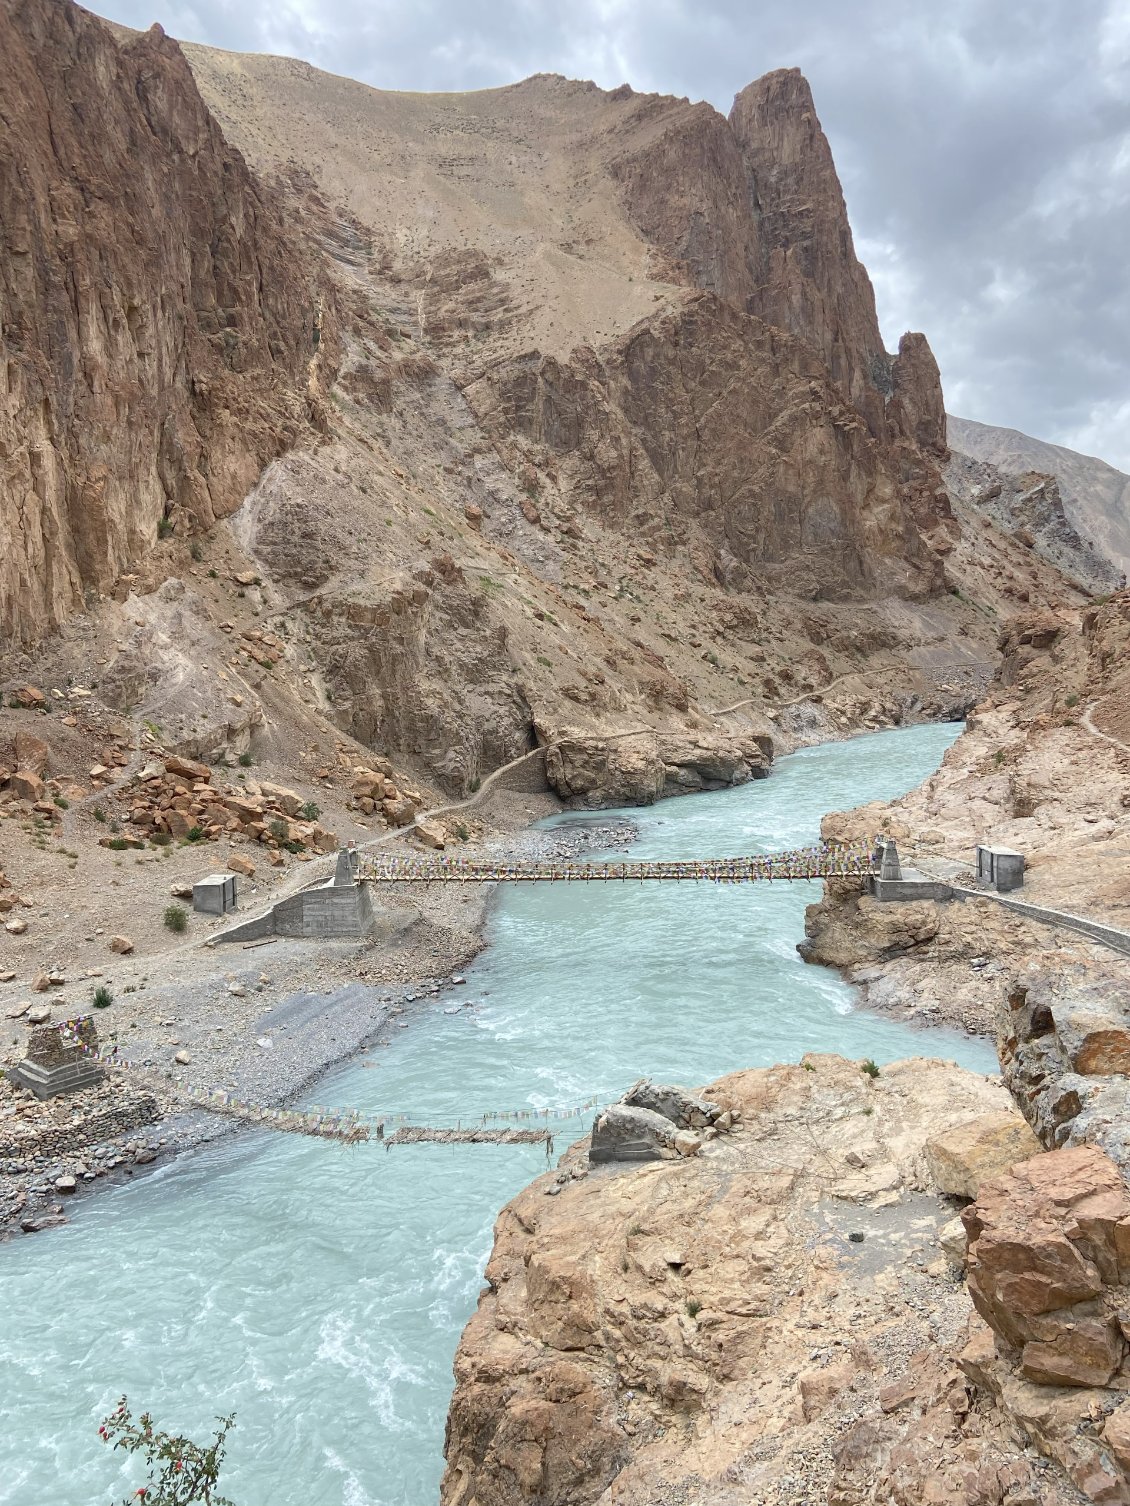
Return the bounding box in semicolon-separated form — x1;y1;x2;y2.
0;0;332;648
468;293;948;602
958;1145;1130;1502
948;413;1130;577
442;1056;1062;1506
543;724;772;808
947;449;1122;596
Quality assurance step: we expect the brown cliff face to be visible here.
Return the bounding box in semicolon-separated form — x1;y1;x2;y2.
0;0;332;648
729;69;892;433
467;292;945;599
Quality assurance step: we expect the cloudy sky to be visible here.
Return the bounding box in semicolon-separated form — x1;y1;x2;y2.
97;0;1130;470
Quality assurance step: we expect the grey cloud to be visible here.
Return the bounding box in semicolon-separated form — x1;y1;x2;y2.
95;0;1130;469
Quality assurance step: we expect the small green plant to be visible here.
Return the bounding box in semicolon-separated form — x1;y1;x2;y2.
189;541;204;563
862;1106;874;1117
107;837;128;851
300;801;321;821
685;1299;702;1318
208;568;218;579
150;832;172;847
98;1396;236;1505
469;776;481;793
53;794;69;809
93;806;106;823
186;826;206;843
237;752;253;768
1065;693;1079;707
627;1222;644;1237
536;655;553;668
163;904;188;934
861;1059;880;1079
453;822;470;842
109;819;121;833
92;985;114;1010
157;517;173;539
802;1061;816;1072
993;749;1004;766
269;818;289;842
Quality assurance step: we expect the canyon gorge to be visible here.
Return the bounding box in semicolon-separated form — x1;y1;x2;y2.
2;2;1129;1502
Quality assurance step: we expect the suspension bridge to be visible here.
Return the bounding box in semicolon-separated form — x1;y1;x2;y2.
360;839;877;886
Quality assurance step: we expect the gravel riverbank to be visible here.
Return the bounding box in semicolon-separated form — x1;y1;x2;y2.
0;796;637;1240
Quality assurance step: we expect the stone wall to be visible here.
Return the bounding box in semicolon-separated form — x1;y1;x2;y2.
0;1089;161;1160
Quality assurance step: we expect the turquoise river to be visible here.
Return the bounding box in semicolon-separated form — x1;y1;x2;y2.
0;723;997;1504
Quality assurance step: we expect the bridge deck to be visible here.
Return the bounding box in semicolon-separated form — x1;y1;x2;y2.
361;844;875;885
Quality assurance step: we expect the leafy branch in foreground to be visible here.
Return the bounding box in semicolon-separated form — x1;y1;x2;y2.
99;1397;236;1505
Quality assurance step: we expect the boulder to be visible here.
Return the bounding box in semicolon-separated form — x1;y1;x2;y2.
964;1145;1130;1388
924;1111;1043;1200
9;770;45;802
259;781;303;816
4;917;28;935
108;935;133;954
621;1078;721;1129
164;755;211;782
227;853;256;878
27;1003;51;1024
382;795;417;826
415;818;446;850
14;731;49;775
589;1104;677;1164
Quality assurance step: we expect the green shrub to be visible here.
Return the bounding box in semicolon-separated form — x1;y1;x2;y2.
300;801;321;821
157;517;173;539
1065;693;1079;707
238;751;253;767
92;985;113;1009
53;794;69;809
107;838;128;851
163;905;188;934
150;832;171;847
189;540;204;563
208;568;218;579
685;1298;702;1318
185;826;206;843
861;1059;880;1079
93;806;106;823
98;1396;236;1505
454;822;470;842
269;818;289;841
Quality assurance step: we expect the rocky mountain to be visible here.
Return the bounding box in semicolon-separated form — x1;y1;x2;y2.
2;0;1086;818
949;414;1130;578
0;0;334;650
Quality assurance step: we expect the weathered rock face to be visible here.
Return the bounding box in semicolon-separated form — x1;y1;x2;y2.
468;288;948;604
958;1146;1130;1503
442;1056;1061;1506
0;0;332;647
542;724;771;808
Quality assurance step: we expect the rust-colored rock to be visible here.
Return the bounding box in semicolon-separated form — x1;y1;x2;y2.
0;0;334;647
925;1110;1042;1200
964;1146;1130;1388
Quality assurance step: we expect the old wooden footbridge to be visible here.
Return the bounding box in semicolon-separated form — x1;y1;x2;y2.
360;839;877;886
